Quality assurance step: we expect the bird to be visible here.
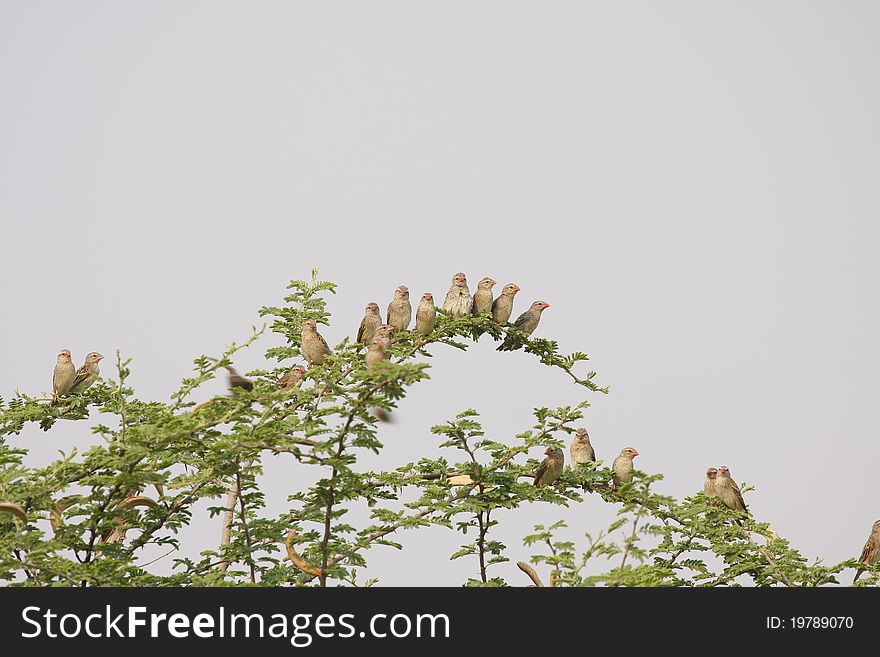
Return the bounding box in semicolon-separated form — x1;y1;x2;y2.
276;364;306;390
356;303;382;346
534;447;564;487
386;286;412;333
206;357;254;392
497;301;550;350
854;520;880;583
611;447;639;488
491;283;520;324
703;467;719;501
51;349;76;405
715;466;748;513
373;324;395;350
365;338;389;369
415;293;437;336
69;352;104;393
301;321;331;366
569;428;596;465
442;272;472;318
472;277;497;316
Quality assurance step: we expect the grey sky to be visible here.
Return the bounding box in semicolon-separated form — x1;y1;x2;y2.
2;2;879;585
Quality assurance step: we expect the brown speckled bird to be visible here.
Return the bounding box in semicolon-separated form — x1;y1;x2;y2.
859;520;880;565
442;272;472;318
569;428;596;465
374;324;395;350
854;520;880;582
365;338;389;369
386;286;412;333
715;466;747;513
497;301;550;350
611;447;639;488
415;293;437;336
534;447;564;487
52;349;76;405
301;321;331;366
357;302;382;346
69;352;104;393
472;277;496;316
276;364;306;390
703;467;719;500
491;283;520;324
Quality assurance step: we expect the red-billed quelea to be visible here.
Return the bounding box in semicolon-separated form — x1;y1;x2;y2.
365;338;389;369
497;301;550;350
442;272;472;318
52;349;76;405
611;447;639;488
276;364;306;390
206;357;254;392
356;303;382;346
416;293;436;336
69;352;104;393
534;447;564;487
301;321;331;366
491;283;520;324
373;325;395;351
569;428;596;465
854;520;880;582
715;466;747;513
703;467;719;501
472;277;496;316
386;286;412;333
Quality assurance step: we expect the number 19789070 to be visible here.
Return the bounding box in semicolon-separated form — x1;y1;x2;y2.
766;617;853;629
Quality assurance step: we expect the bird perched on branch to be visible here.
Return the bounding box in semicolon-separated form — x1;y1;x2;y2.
715;466;747;514
703;467;719;501
356;303;382;346
854;520;880;583
69;352;104;393
416;293;437;336
301;321;331;366
569;428;596;465
534;447;564;487
611;447;639;488
373;324;395;350
365;338;389;369
492;283;520;324
206;357;253;393
442;272;472;318
386;286;412;333
472;277;496;316
497;301;550;351
276;364;306;390
51;349;76;405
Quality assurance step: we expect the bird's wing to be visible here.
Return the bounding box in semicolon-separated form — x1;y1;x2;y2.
318;332;331;353
859;534;878;564
533;458;548;485
512;311;532;330
732;481;748;511
70;364;92;388
442;286;459;308
356;317;368;343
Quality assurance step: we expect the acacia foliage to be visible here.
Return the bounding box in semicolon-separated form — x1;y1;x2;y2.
0;271;873;587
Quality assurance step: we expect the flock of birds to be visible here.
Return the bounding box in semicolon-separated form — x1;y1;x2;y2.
44;270;880;580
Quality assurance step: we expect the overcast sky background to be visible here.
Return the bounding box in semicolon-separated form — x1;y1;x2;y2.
2;1;879;586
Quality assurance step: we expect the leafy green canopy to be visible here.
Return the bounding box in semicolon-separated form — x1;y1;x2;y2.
0;271;872;587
